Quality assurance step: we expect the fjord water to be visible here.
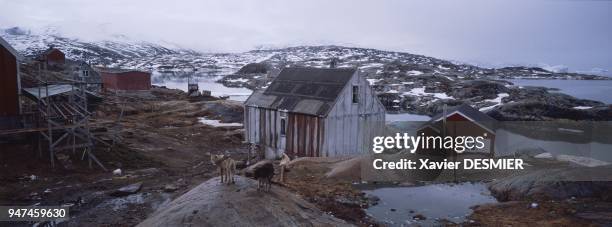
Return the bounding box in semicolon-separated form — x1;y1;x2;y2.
508;79;612;104
151;71;252;101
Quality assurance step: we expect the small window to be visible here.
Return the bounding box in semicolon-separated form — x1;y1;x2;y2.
352;85;359;103
82;70;89;77
280;118;286;136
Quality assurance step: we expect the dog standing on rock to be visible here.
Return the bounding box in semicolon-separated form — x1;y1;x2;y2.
210;154;236;184
254;162;274;191
279;154;291;183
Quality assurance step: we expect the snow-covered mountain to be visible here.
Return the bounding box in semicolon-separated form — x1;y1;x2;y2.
3;26;608;80
2;26;283;72
3;27;610;120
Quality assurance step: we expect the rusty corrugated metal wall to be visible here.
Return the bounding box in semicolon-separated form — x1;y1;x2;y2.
286;113;324;157
244;106;325;158
101;71;151;91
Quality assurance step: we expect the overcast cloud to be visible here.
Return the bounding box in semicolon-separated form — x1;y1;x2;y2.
0;0;611;72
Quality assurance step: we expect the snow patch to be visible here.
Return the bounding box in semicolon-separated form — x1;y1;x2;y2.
198;117;242;127
479;93;509;112
386;89;399;94
534;152;553;159
573;106;592;110
406;70;423;76
557;155;610;168
366;79;382;85
402;86;454;100
227;78;249;83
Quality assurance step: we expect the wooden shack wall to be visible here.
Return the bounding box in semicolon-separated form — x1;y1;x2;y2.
244;106;285;158
0;44;19;116
323;72;386;157
285;113;323;158
245;106;326;158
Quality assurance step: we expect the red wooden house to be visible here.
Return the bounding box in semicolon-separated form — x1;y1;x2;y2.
38;47;65;66
417;104;497;156
98;68;151;91
0;36;23;129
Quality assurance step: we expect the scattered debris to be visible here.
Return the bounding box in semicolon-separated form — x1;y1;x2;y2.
413;214;427;220
110;182;143;197
112;169;122;176
163;184;179;192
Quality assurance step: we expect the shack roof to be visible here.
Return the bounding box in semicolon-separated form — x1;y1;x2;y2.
22;84;100;101
42;47;64;55
0;36;23;61
420;104;497;133
245;67;356;116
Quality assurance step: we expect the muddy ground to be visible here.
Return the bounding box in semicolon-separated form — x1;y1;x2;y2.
0;88;249;226
1;87;611;227
0;88;377;227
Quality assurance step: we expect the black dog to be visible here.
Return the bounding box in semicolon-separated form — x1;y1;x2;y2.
254;162;274;191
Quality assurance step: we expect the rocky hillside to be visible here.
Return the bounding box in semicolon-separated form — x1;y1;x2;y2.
220;46;610;120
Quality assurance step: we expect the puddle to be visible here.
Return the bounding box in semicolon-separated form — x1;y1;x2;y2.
364;182;497;226
97;192;172;212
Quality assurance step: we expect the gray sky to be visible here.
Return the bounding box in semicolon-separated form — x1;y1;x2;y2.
1;0;611;73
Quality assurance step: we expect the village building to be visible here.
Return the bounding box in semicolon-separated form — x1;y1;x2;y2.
97;68;151;91
417;104;497;156
0;36;23;129
73;61;102;91
37;47;65;66
244;67;386;159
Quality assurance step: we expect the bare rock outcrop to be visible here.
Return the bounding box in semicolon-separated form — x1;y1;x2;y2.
138;176;352;227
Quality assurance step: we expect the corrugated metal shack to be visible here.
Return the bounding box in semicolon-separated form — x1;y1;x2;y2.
98;68;151;91
0;36;23;129
244;67;386;159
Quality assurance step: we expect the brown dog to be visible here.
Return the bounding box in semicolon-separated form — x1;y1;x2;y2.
279;154;291;183
210;154;236;184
